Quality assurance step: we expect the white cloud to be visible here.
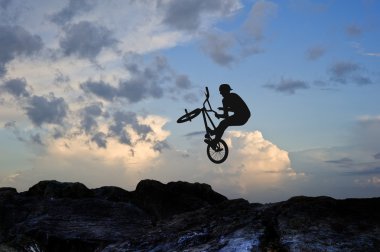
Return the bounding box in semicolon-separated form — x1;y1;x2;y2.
355;176;380;187
1;129;305;203
0;114;170;191
1;173;20;184
370;176;380;186
357;115;380;122
222;131;303;201
140;130;303;202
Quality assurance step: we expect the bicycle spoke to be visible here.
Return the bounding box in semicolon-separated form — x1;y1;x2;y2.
207;139;228;163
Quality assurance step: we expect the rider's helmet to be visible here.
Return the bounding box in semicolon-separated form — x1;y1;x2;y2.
219;83;232;93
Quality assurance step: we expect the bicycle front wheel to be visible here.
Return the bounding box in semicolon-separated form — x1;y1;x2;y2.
177;108;202;123
207;139;229;164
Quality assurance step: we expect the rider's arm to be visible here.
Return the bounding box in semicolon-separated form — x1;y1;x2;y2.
216;102;229;119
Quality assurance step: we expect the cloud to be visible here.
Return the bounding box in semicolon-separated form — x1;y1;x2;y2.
243;0;278;41
108;111;152;145
291;145;380;199
325;157;353;165
1;78;30;97
25;94;68;127
3;121;25;142
263;78;309;94
200;31;236;66
49;0;93;25
196;0;277;66
329;61;372;85
161;0;241;32
346;167;380;176
80;80;117;101
80;54;194;103
153;140;170;153
4;120;16;128
60;21;117;60
0;126;304;203
369;176;380;186
355;175;380;187
306;45;326;60
80;103;103;134
0;25;43;76
353;75;372;86
346;24;362;37
213;131;303;201
184;131;206;137
329;61;359;83
4;121;47;146
227;131;292;172
54;70;70;84
117;54;168;102
364;52;380;57
183;93;199;103
30;133;44;146
350;42;380;58
290;114;380;197
0;0;11;9
129;129;302;202
175;75;192;90
91;132;107;149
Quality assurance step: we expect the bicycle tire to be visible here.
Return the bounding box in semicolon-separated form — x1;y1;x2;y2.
207;139;229;164
177;108;202;123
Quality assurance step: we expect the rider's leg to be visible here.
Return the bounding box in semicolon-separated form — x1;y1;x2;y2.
214;115;249;142
213;118;231;142
204;118;230;150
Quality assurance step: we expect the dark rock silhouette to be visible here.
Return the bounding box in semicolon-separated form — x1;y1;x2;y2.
26;180;94;198
0;180;379;251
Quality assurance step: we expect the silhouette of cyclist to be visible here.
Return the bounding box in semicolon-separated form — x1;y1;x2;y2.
206;84;251;148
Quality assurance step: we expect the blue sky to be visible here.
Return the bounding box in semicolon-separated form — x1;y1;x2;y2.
0;0;379;203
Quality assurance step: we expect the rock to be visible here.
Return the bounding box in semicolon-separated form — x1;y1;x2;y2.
0;187;17;201
93;186;132;202
25;180;93;199
133;179;227;219
1;180;380;251
0;187;17;194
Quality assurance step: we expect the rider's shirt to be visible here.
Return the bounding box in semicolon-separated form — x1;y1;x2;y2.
222;93;251;119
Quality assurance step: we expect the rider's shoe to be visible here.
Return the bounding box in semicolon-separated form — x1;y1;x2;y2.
206;127;215;136
204;139;222;151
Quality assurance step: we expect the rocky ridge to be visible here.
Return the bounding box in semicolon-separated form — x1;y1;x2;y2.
0;180;379;251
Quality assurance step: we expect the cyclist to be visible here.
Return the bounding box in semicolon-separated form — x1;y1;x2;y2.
205;84;251;148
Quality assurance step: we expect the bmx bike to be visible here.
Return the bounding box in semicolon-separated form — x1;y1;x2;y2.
177;87;228;164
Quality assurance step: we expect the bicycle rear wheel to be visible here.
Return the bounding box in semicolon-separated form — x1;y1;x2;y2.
207;139;228;164
177;108;201;123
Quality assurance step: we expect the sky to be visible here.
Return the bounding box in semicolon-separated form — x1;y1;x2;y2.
0;0;379;203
